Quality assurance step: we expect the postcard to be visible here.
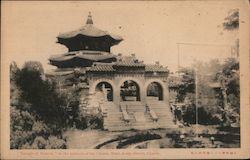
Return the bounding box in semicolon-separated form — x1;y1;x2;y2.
1;0;249;159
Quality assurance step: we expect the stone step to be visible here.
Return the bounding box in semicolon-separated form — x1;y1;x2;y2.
104;117;123;120
104;119;123;122
105;117;124;121
103;101;176;131
104;122;176;127
104;118;174;125
105;115;173;123
104;123;176;130
104;119;123;123
104;123;177;131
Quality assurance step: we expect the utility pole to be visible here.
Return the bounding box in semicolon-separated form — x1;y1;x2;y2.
177;43;180;76
195;67;199;137
176;42;231;136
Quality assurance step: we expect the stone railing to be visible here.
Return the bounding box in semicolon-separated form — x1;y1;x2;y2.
146;104;158;121
120;104;131;122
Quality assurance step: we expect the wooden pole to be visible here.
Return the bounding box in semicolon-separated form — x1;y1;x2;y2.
195;67;199;136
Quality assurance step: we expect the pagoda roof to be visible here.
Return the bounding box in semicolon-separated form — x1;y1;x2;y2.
49;50;116;62
58;25;123;41
57;13;123;46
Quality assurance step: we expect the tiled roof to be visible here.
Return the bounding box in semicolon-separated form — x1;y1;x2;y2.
49;51;116;62
88;63;115;72
57;13;123;44
88;63;169;73
57;13;123;47
115;55;145;67
58;25;123;41
115;61;145;67
145;65;169;72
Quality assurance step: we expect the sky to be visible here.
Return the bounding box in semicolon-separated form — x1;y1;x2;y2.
2;1;240;72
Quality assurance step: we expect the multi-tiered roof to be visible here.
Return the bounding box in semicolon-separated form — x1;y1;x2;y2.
49;13;169;75
49;12;123;68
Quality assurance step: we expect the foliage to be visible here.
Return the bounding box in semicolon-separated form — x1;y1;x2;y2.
175;67;195;102
15;61;69;130
10;61;68;149
10;61;20;81
78;110;103;129
217;58;240;127
223;9;239;30
181;99;223;125
58;88;80;128
46;136;67;149
175;58;239;126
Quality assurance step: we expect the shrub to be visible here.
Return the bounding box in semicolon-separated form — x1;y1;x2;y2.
31;136;47;149
15;61;69;130
46;136;67;149
32;121;49;135
10;130;33;149
10;61;69;149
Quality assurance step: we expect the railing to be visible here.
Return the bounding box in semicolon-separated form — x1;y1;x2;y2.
146;104;158;122
120;104;131;122
149;110;158;121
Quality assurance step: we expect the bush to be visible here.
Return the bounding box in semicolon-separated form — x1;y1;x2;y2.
10;130;33;149
10;62;69;149
31;136;47;149
46;136;66;149
32;121;49;135
81;113;103;129
15;61;69;130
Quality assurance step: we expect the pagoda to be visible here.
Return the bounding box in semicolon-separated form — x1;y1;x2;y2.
47;13;176;131
49;12;123;68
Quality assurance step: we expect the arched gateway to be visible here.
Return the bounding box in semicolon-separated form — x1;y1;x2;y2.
95;82;113;101
48;13;176;131
120;80;140;101
147;82;163;101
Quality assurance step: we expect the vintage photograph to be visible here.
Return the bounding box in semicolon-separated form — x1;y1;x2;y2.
3;1;246;152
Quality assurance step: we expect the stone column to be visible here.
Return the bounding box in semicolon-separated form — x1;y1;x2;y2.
164;81;170;104
140;87;147;105
113;85;120;105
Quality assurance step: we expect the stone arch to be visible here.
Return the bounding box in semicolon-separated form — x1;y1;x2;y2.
145;79;166;101
95;81;113;101
146;82;163;101
89;79;115;95
119;79;142;101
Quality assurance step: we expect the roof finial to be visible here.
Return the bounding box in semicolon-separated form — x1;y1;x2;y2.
86;12;93;25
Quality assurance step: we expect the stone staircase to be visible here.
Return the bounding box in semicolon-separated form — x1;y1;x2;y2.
103;101;176;131
146;100;176;129
103;102;131;131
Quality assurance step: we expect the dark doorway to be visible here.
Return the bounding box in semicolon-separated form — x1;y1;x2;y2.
147;82;163;101
120;80;140;101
